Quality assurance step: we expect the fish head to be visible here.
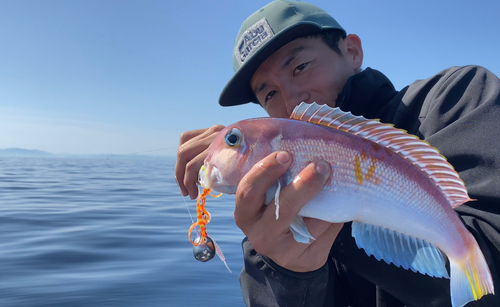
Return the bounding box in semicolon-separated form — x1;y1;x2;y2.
199;118;279;194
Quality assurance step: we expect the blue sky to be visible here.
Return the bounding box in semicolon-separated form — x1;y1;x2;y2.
1;0;499;155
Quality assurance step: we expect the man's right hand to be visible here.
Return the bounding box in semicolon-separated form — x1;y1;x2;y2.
175;125;225;199
234;151;344;272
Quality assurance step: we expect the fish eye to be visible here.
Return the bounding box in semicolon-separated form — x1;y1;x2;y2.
225;128;242;147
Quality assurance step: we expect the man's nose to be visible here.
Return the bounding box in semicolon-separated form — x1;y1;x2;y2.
282;85;309;115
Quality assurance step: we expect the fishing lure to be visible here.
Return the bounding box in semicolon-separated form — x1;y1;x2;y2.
188;188;214;247
188;188;231;272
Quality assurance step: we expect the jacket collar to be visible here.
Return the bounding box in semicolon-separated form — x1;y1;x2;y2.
336;67;399;121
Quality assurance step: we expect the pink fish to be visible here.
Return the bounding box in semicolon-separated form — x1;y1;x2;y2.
198;102;494;307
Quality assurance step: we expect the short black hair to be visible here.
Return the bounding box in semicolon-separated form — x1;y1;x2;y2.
306;29;346;56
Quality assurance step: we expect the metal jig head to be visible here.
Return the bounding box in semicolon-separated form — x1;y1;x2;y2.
193;236;215;262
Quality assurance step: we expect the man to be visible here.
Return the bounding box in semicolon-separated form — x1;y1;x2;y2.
176;0;500;306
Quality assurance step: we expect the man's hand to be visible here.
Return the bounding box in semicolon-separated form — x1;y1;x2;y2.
175;125;225;199
234;151;344;272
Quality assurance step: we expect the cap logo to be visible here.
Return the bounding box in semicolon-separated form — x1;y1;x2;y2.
235;18;274;67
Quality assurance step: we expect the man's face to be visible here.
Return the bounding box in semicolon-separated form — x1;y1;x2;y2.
250;35;361;118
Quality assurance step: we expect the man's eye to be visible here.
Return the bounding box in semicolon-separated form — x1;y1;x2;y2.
265;90;276;102
294;63;308;75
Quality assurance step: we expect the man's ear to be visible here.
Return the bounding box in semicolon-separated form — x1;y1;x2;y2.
343;34;363;70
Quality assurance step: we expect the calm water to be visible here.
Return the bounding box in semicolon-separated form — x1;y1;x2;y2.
0;157;245;307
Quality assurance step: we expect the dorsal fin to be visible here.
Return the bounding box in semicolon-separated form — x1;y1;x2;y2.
290;102;471;208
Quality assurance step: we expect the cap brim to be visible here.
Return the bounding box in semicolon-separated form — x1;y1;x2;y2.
219;23;325;107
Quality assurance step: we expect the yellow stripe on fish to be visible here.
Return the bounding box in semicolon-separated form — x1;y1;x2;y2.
354;152;380;186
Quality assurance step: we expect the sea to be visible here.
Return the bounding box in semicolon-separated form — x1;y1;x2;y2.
0;156;245;307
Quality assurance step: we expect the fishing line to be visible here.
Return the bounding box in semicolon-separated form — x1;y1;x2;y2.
182;195;195;224
182;183;201;237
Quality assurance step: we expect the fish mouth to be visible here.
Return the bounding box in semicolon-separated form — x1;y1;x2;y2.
198;163;216;189
198;163;236;194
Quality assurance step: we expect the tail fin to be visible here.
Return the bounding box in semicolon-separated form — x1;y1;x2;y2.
450;245;494;307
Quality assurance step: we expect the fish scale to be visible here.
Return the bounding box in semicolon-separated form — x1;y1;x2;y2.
276;123;454;239
199;102;494;307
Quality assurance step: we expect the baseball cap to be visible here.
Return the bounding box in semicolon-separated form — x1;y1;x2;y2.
219;0;346;107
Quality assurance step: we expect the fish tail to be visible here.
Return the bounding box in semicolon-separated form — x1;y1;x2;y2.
450;244;494;307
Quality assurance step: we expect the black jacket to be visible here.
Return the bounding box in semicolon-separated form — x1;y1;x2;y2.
239;66;500;307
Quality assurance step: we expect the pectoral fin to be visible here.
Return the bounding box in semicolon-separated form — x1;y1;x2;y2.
264;178;313;243
352;221;449;278
264;181;279;206
290;216;315;244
